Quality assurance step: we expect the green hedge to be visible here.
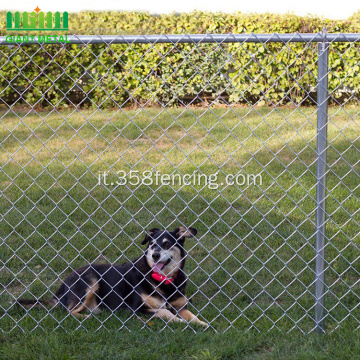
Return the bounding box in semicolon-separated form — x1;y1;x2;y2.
0;11;359;108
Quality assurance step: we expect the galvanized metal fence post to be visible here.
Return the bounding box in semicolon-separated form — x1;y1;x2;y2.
314;30;329;333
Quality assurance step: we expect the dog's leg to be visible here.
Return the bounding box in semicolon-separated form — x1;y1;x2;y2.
141;293;185;323
178;309;208;327
170;296;208;327
87;294;101;314
70;282;99;317
70;303;88;317
150;308;186;323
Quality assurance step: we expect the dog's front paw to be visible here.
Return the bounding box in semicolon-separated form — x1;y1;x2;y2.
197;320;209;327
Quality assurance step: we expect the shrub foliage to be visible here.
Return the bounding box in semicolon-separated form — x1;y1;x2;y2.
0;11;359;107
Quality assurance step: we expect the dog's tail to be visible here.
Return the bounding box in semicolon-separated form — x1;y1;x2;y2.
17;298;57;309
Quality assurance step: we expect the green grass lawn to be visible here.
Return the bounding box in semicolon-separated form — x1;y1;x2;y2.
0;327;359;360
0;105;359;358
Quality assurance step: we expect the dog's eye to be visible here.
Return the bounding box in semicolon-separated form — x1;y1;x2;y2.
162;242;171;250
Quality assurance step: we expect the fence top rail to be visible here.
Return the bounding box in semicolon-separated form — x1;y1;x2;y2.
1;32;360;45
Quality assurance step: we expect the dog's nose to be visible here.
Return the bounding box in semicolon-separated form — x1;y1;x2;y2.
152;252;161;262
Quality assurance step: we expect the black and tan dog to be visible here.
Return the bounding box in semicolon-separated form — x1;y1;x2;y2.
18;226;207;326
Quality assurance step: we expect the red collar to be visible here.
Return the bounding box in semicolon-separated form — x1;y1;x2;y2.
151;271;177;285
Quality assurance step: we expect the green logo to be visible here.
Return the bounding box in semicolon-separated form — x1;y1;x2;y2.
7;7;68;31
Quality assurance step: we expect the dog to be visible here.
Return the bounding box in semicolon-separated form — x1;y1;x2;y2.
18;226;207;326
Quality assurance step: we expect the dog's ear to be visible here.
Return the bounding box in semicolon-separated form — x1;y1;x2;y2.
141;228;160;245
175;226;197;240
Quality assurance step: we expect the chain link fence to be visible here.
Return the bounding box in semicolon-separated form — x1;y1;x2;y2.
0;32;359;333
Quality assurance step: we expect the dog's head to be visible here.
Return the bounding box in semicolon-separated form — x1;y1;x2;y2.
141;226;197;277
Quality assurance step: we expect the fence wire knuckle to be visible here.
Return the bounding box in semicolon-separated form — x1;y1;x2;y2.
0;32;359;333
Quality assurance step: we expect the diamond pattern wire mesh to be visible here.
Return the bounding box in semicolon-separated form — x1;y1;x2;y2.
0;33;359;333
